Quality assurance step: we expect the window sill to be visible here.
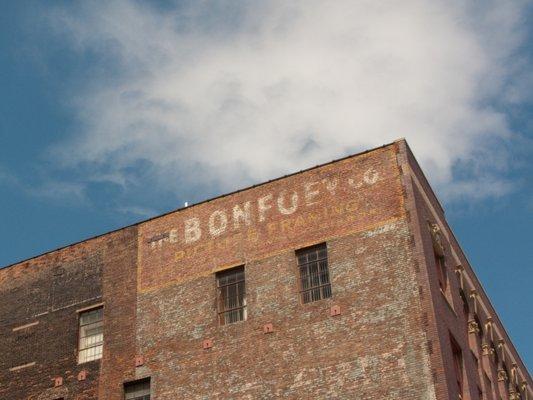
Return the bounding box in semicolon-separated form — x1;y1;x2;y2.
77;357;102;366
299;295;334;307
218;318;248;329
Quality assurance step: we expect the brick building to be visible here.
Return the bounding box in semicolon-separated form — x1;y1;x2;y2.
0;139;530;399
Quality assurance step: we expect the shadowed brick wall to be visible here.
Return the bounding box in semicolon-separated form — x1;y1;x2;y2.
0;240;104;400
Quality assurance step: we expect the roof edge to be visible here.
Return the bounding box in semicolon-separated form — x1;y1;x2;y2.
1;139;404;270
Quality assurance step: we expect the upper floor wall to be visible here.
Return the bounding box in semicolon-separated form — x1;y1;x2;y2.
137;143;405;292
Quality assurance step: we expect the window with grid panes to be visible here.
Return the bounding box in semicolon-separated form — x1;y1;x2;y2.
217;266;246;325
124;378;150;400
297;243;331;303
78;307;103;363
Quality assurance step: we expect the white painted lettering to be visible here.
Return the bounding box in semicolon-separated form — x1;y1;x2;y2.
233;202;252;229
208;210;228;237
322;177;338;195
348;178;362;189
258;194;273;222
277;191;299;215
169;229;178;243
304;181;320;205
363;168;379;185
184;217;202;243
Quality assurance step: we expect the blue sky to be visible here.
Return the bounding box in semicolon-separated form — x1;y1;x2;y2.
1;1;531;369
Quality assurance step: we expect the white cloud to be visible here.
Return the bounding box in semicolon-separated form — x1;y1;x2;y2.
45;0;531;202
116;205;158;219
0;165;87;205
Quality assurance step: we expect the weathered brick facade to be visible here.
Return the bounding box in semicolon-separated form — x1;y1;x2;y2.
1;140;530;399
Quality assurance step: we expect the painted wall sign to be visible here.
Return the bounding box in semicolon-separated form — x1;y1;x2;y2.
138;147;404;291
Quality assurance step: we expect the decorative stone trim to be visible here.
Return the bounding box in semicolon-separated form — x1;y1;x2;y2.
521;382;528;400
460;267;532;400
429;222;445;257
498;369;508;382
12;321;39;332
512;364;519;381
468;320;480;334
9;362;36;371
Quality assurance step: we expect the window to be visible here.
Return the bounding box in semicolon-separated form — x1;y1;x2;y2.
78;307;103;363
460;289;469;318
297;243;331;303
492;340;499;365
475;315;484;341
216;266;246;325
429;222;447;292
435;252;447;292
124;378;150;400
451;336;464;398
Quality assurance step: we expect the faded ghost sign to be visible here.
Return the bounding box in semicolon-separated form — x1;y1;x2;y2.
138;147;403;291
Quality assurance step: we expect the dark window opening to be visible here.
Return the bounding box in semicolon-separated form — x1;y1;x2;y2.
217;266;246;325
435;252;447;292
451;335;464;398
475;315;484;341
297;243;331;303
492;341;499;366
460;289;469;318
124;378;150;400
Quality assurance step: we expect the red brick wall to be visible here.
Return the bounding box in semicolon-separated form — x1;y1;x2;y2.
97;227;139;399
129;144;436;398
399;141;532;400
2;140;528;399
0;239;105;400
138;146;403;292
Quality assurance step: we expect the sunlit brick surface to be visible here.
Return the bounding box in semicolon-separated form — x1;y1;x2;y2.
1;140;530;399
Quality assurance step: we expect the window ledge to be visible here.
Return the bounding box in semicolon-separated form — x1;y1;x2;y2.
77;357;102;366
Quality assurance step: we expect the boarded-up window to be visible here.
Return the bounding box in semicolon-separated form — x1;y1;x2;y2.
124;378;150;400
297;243;331;303
217;266;246;325
78;307;103;363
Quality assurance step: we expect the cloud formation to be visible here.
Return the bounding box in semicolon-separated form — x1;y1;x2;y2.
45;0;531;203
